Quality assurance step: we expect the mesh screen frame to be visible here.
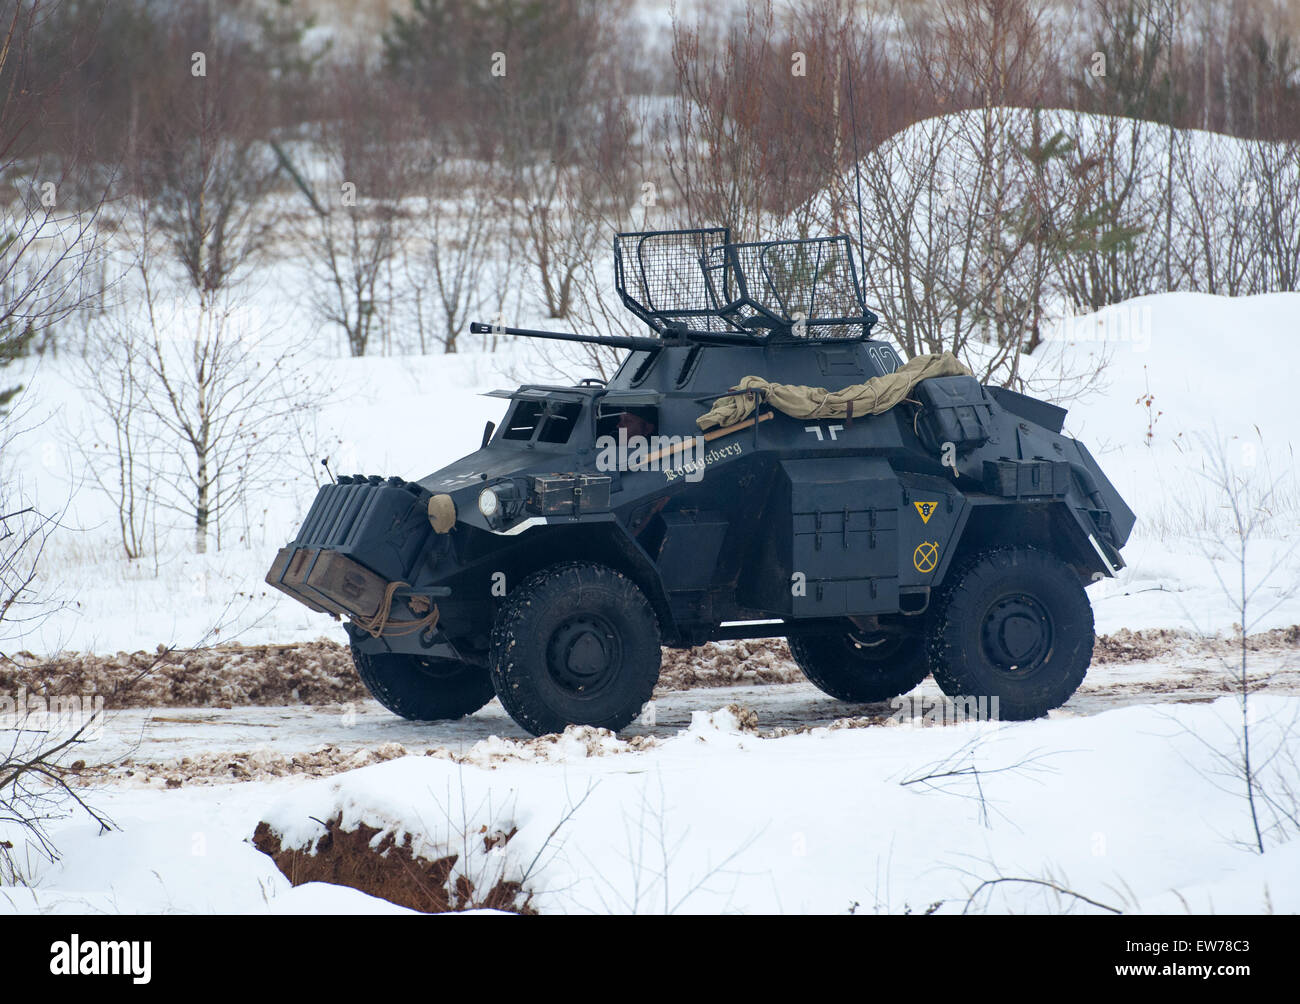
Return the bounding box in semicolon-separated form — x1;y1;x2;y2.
614;228;875;341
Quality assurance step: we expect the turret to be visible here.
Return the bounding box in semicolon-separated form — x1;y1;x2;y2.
471;227;881;352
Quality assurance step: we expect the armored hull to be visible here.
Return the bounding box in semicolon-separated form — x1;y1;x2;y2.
268;228;1134;735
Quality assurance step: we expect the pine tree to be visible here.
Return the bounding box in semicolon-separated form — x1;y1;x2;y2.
995;109;1146;358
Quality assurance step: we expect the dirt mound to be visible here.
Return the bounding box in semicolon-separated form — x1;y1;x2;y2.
1094;625;1300;664
252;814;532;914
11;626;1295;711
657;639;802;692
1;639;368;708
4;637;801;708
97;725;664;787
106;742;414;787
1093;628;1196;663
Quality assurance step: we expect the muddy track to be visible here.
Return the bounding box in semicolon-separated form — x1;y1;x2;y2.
4;626;1297;710
51;640;1298;792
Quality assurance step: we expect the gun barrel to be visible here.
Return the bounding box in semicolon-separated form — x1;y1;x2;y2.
468;321;664;352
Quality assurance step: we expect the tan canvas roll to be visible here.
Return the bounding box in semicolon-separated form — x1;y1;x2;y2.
696;352;971;430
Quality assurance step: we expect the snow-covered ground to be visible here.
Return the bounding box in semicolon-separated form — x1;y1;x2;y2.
9;287;1299;655
2;289;1297;913
47;646;1300;773
5;694;1298;915
3;118;1298;911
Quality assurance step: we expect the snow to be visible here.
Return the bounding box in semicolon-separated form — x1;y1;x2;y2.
5;697;1297;914
1030;291;1300;635
3;285;1297;912
2;106;1298;914
7;286;1297;655
14;642;1288;783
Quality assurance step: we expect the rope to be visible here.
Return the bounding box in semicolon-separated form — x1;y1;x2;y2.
353;580;440;639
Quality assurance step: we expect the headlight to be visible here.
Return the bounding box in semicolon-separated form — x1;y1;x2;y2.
477;487;501;519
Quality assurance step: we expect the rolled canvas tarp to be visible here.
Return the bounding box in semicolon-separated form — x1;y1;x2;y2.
696;352;971;430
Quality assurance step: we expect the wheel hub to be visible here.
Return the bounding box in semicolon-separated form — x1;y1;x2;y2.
981;594;1052;673
547;614;621;695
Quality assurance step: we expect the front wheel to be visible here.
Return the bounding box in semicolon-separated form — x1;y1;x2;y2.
928;547;1094;721
489;562;661;737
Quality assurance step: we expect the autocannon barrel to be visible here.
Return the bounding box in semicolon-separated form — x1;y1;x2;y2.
468;321;665;352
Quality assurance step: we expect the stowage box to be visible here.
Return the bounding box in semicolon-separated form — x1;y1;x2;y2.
526;473;612;515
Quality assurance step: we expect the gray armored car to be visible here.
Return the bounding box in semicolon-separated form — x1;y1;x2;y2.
267;228;1134;736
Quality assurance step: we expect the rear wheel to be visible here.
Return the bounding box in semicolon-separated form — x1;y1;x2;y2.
489;562;661;737
788;625;929;703
928;547;1093;721
350;647;495;721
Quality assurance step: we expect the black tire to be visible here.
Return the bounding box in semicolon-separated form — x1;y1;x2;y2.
928;547;1094;721
788;626;929;703
489;562;661;737
350;647;496;722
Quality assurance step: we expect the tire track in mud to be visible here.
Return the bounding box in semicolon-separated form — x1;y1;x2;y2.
11;627;1298;790
69;651;1300;789
7;625;1296;709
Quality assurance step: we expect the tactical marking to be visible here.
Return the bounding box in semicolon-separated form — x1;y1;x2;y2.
913;540;939;573
914;501;938;524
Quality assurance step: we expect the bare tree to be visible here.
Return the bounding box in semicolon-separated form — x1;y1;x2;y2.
0;713;110;886
0;0;105;651
1177;433;1300;853
0;408;85;881
115;205;318;555
667;1;789;238
0;0;108;398
71;314;157;561
499;3;629;320
1171;131;1258;295
514;89;660;381
405;162;501;354
288;62;419;357
1054;116;1162;309
301;191;400;358
130;2;282;299
0;467;62;655
1247;136;1300;292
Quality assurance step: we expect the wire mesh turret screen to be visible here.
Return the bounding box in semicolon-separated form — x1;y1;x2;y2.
614;229;874;340
613;228;734;334
722;237;867;340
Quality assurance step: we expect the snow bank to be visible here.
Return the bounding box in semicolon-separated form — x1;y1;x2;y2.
1031;291;1300;634
234;694;1300;914
8;697;1297;914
